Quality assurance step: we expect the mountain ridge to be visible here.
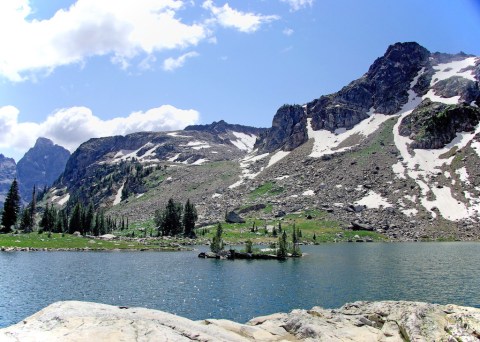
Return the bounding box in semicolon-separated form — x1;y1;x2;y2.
38;41;480;240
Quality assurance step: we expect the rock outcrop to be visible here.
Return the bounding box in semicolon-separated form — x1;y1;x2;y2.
399;99;480;149
1;300;480;341
16;137;70;202
254;104;308;153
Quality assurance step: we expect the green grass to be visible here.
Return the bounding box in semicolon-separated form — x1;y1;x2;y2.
0;232;186;250
249;182;284;200
196;209;386;244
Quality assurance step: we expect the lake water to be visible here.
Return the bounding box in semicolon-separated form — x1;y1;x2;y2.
1;243;479;328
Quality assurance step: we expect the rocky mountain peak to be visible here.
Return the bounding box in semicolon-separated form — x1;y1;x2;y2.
17;137;70;201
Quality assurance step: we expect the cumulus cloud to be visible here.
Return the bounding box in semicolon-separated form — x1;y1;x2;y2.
202;1;279;33
0;0;207;81
163;51;199;71
0;0;285;81
280;0;314;11
0;105;199;158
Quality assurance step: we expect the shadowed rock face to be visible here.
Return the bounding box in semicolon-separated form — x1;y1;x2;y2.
16;138;70;202
399;99;480;149
1;300;479;341
254;104;307;153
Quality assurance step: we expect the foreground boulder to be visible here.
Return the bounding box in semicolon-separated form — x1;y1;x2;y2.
1;300;480;341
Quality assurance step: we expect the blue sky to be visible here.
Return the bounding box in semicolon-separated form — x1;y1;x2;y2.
0;0;479;160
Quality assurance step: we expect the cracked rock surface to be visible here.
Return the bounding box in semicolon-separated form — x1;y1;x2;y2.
1;300;480;341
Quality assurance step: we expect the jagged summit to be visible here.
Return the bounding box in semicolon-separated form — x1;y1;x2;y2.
16;137;70;202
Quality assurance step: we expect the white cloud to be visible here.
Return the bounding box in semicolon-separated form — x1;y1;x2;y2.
0;0;208;81
163;51;199;71
0;105;200;159
283;28;294;36
202;1;279;33
281;0;314;11
0;1;286;80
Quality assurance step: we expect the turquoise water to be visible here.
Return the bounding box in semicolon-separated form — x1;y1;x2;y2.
0;243;479;327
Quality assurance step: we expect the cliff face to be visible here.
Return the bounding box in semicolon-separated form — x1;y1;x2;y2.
1;300;479;341
254;105;307;153
16;138;70;201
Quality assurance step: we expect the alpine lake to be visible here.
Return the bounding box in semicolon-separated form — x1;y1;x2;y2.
1;242;480;328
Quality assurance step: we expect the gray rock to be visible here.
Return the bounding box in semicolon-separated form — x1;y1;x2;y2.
225;211;246;224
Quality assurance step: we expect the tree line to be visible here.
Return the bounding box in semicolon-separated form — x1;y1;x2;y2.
0;179;128;236
154;198;197;238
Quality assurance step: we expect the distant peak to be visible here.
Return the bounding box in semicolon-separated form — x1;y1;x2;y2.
35;137;54;147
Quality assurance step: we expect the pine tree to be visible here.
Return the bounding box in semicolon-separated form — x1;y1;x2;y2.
28;185;36;232
68;203;82;234
277;231;288;258
210;222;224;253
291;223;301;257
1;179;21;233
157;199;183;236
84;203;94;235
19;207;32;232
183;199;197;238
245;239;253;253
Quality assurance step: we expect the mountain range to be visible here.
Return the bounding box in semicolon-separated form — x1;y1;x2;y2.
0;138;70;205
3;41;479;240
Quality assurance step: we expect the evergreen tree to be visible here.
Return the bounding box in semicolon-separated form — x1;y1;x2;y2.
291;224;301;257
245;239;253;253
84;203;94;235
277;231;288;258
68;203;82;234
210;222;224;253
40;204;53;232
28;185;36;232
19;207;32;232
156;198;183;236
1;179;21;233
183;199;197;238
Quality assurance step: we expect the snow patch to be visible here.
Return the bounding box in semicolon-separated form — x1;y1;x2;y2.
307;109;391;158
267;150;290;168
231;132;257;152
167;132;191;138
192;158;208;165
228;179;244;189
57;193;70;206
455;167;470;184
355;190;392;209
212;193;222;198
471;140;480;158
424;57;477;104
168;153;181;162
113;183;125;206
402;208;418;217
275;175;290;180
302;190;315;196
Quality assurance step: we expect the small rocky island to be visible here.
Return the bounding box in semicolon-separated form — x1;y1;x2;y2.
1;300;479;341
